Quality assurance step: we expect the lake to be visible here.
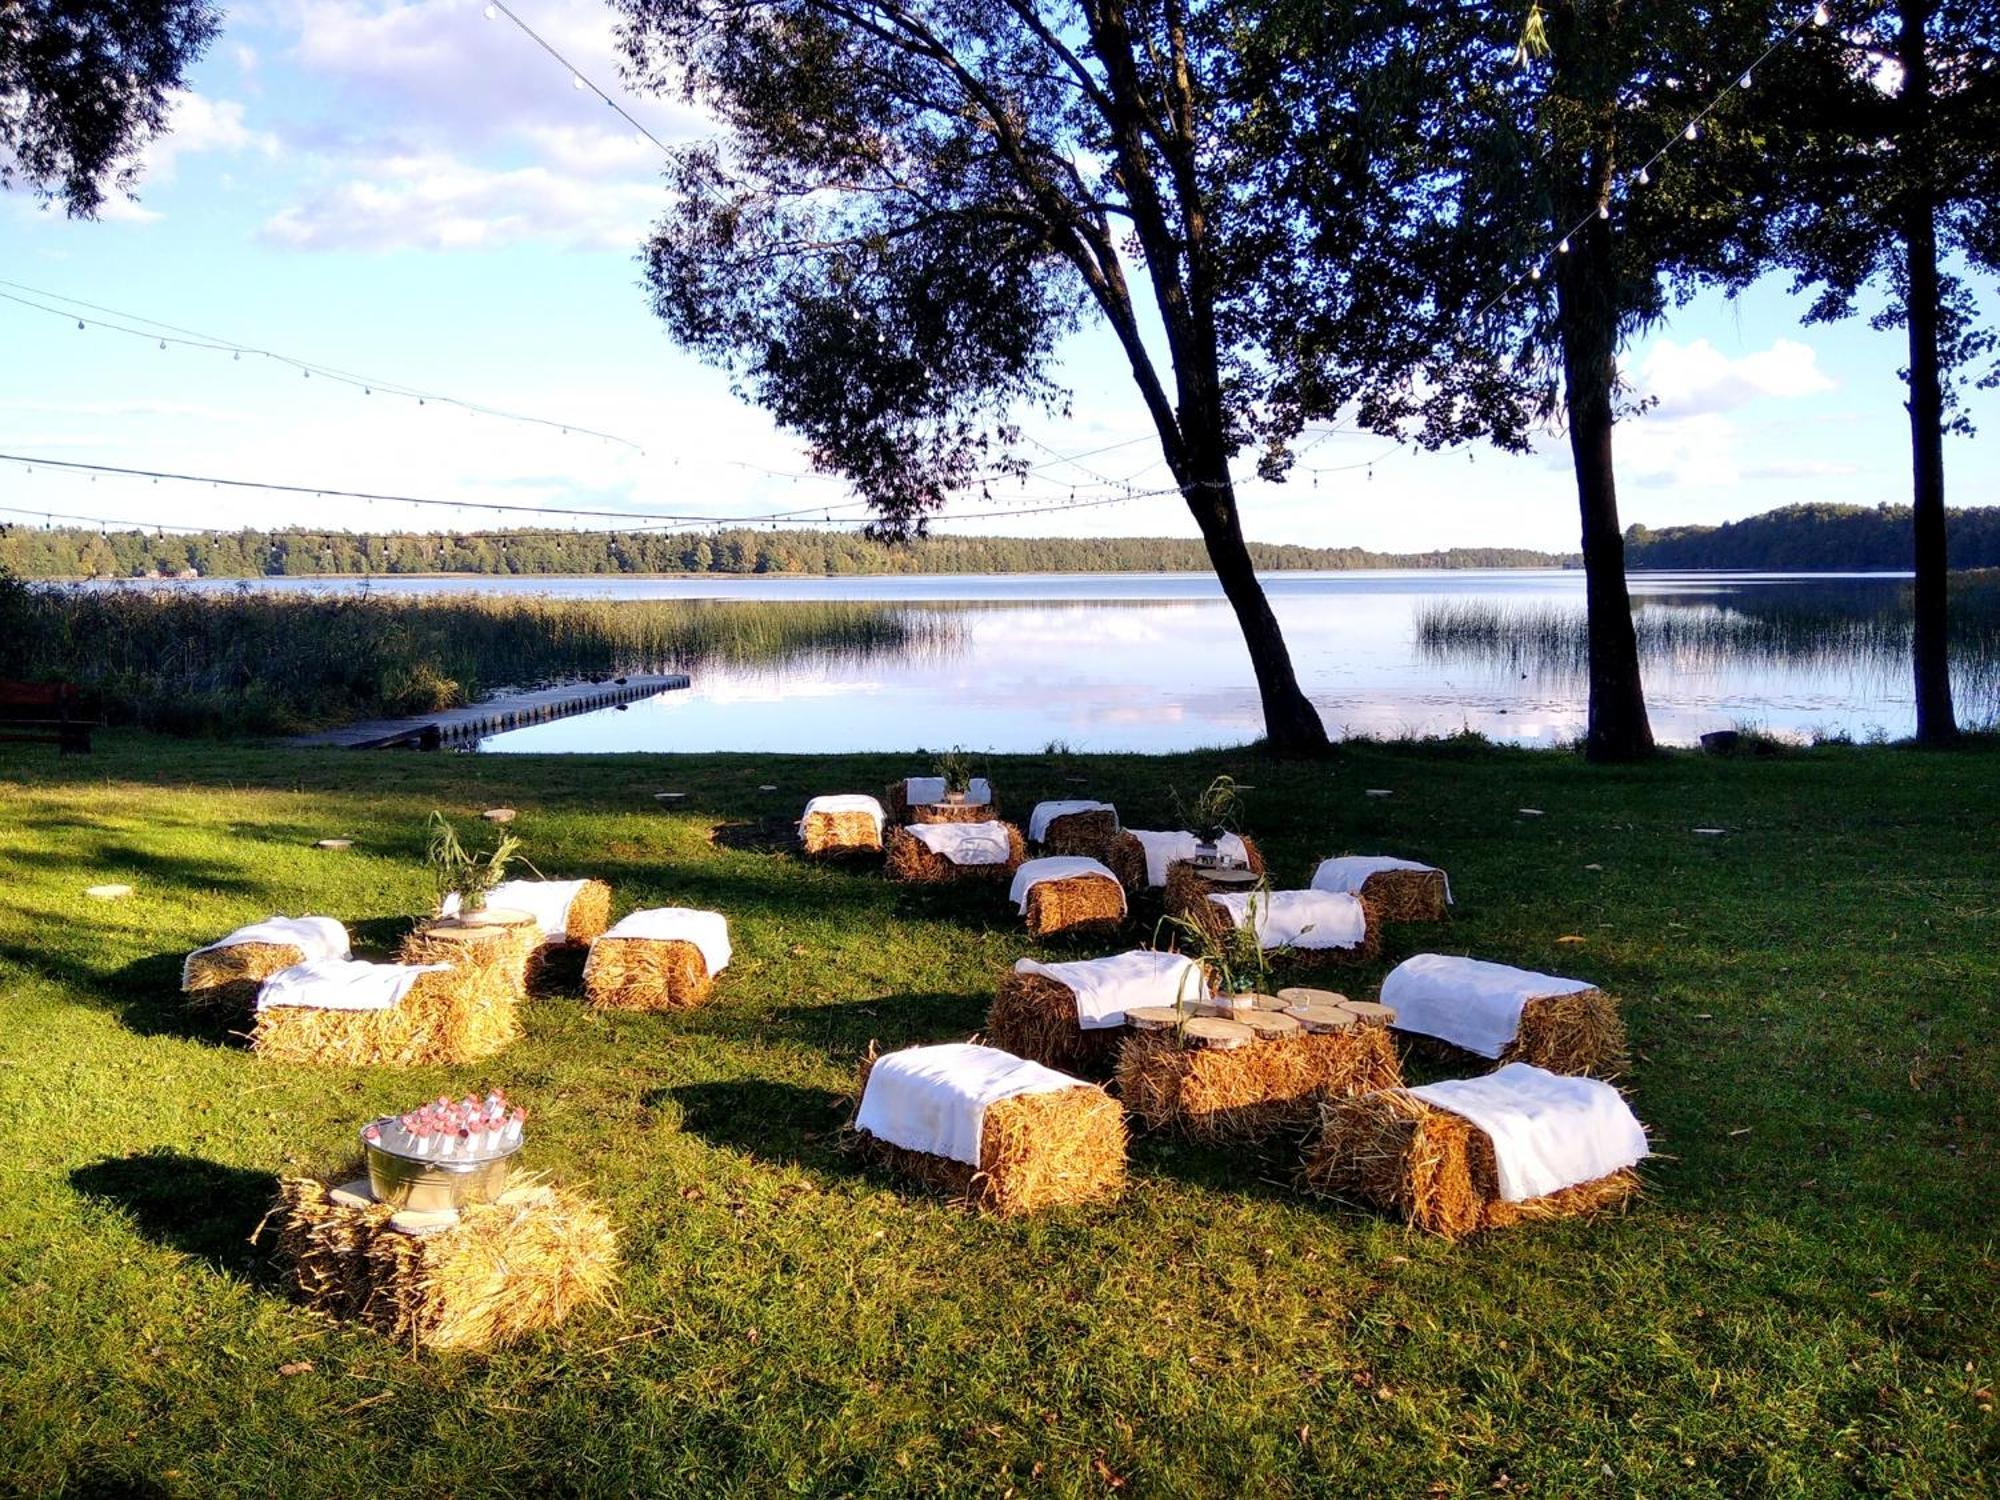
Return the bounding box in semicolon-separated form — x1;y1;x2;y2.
159;568;1996;752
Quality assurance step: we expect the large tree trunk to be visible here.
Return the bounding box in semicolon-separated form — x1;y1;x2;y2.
1182;449;1330;756
1899;0;1958;744
1555;216;1654;762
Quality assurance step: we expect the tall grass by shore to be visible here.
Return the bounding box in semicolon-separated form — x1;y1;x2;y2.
0;578;948;735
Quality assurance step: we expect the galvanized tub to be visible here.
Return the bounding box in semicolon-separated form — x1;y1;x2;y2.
360;1122;522;1213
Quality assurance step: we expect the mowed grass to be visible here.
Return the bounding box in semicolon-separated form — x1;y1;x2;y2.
0;734;1994;1498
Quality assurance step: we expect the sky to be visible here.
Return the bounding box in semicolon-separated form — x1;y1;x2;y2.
2;0;1994;555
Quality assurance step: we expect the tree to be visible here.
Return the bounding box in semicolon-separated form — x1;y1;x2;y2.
0;0;221;216
1771;0;1999;744
612;0;1417;753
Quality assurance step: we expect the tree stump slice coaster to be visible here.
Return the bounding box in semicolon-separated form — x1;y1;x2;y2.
314;839;352;850
1338;1000;1397;1026
1283;1003;1356;1033
1277;986;1348;1008
1123;1005;1184;1033
1179;1017;1255;1051
1239;1011;1303;1040
481;808;517;823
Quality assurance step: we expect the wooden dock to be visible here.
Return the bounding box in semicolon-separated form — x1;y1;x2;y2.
288;673;691;750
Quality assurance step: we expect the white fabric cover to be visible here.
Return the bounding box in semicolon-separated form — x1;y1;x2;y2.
855;1042;1082;1165
441;879;591;941
798;794;886;835
1207;888;1368;951
1410;1062;1649;1202
1380;953;1596;1059
1009;856;1126;916
1124;830;1252;887
255;957;447;1013
1015;950;1208;1031
1311;855;1452;905
599;907;733;976
184;916;349;985
1027;800;1119;843
902;775;993;808
906;820;1013;866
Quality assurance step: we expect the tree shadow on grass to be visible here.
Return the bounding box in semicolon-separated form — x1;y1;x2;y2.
658;1079;857;1176
697;989;988;1058
69;1150;281;1287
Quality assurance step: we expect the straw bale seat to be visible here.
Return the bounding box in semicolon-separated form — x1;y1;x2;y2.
799;794;887;857
182;916;349;1017
266;1175;619;1350
1011;856;1127;938
1164;877;1381;966
248;959;515;1066
885;775;997;824
1028;800;1121;858
583;907;731;1012
885;821;1025;883
1301;1064;1647;1239
400;908;539;1007
1312;856;1451;923
1380;954;1628;1079
852;1043;1126;1216
986;950;1206;1075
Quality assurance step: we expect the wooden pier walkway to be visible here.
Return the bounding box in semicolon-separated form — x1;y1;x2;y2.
288;673;691;750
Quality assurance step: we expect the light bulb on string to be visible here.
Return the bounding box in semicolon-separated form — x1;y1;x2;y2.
572;75;586;90
1637;167;1651;185
1529;264;1542;281
483;3;496;15
1812;2;1829;24
1685;123;1699;140
1558;237;1570;254
1740;72;1753;89
1598;204;1610;219
76;319;84;330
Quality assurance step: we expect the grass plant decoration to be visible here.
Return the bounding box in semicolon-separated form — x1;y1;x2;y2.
426;811;524;917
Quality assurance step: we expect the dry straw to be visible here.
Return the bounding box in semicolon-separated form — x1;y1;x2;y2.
398;912;539;1008
850;1046;1127;1215
1403;987;1629;1079
1301;1087;1641;1239
249;964;518;1066
1358;868;1451;923
267;1176;620;1350
1116;1023;1403;1142
884;822;1025;883
583;936;715;1011
1039;808;1121;859
1022;872;1127;939
1163;873;1382;965
182;942;308;1018
800;808;884;857
557;880;614;946
985;968;1134;1076
1104;833;1265;890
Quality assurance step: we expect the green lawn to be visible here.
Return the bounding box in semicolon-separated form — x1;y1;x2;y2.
0;734;1994;1497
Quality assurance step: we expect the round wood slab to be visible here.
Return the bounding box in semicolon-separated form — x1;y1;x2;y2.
1283;1003;1356;1033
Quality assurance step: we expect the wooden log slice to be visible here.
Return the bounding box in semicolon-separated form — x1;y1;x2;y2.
1283;1003;1357;1034
1180;1017;1255;1051
1277;986;1349;1008
1245;993;1293;1011
1339;1000;1398;1026
1239;1011;1304;1040
1124;1005;1185;1033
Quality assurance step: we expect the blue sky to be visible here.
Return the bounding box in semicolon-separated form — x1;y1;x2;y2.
2;0;1993;554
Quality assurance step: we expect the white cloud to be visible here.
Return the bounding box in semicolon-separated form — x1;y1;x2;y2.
1741;459;1862;480
1638;337;1835;417
139;93;282;185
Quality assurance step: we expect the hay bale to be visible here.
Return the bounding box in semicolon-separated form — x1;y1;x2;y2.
851;1047;1126;1216
1382;955;1628;1079
182;942;308;1017
1105;833;1265;890
1022;871;1127;939
1359;869;1450;923
583;938;713;1011
267;1176;619;1350
986;970;1124;1075
399;911;538;1008
1301;1088;1640;1239
559;880;613;945
1504;988;1628;1078
1115;1024;1403;1143
885;777;998;823
1163;877;1381;966
884;822;1025;883
800;809;884;857
249;964;517;1066
1039;808;1121;859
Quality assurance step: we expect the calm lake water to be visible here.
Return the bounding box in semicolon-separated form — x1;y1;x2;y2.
171;568;1996;752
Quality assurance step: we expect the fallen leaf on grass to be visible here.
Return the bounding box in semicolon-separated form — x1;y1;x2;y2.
277;1360;314;1377
1556;934;1586;944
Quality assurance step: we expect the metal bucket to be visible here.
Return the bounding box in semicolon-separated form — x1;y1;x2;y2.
360;1123;521;1213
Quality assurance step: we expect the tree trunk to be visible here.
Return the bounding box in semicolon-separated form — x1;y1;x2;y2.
1182;450;1331;756
1555;218;1654;763
1899;0;1958;744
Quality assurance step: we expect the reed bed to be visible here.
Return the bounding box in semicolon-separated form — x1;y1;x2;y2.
850;1048;1127;1216
884;823;1025;883
1116;1025;1403;1143
1301;1088;1640;1239
249;965;517;1066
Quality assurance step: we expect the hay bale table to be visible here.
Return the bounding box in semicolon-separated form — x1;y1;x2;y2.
268;1175;619;1350
798;794;887;857
1027;800;1120;858
1380;954;1628;1078
886;775;997;824
400;907;540;1008
1165;878;1381;967
853;1042;1126;1215
249;957;515;1066
1312;855;1452;922
885;820;1025;883
583;907;731;1011
440;879;614;948
1106;830;1263;890
1303;1062;1648;1239
1010;855;1127;938
1115;1001;1403;1143
987;949;1207;1075
183;915;350;1017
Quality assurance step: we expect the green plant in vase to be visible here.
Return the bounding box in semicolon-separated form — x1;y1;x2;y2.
426;810;524;917
932;746;976;804
1171;774;1246;865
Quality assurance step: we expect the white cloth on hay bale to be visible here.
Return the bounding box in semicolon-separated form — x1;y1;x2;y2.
1409;1062;1649;1202
856;1042;1082;1166
184;915;350;985
902;775;993;808
1126;830;1252;887
1380;953;1596;1059
1206;888;1367;951
798;794;886;835
440;879;591;941
1027;800;1119;844
1015;950;1208;1031
906;821;1013;866
255;957;448;1013
598;907;732;976
1311;854;1452;904
1008;856;1126;916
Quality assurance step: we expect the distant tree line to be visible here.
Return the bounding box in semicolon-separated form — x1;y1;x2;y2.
1624;504;2000;572
0;524;1571;580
